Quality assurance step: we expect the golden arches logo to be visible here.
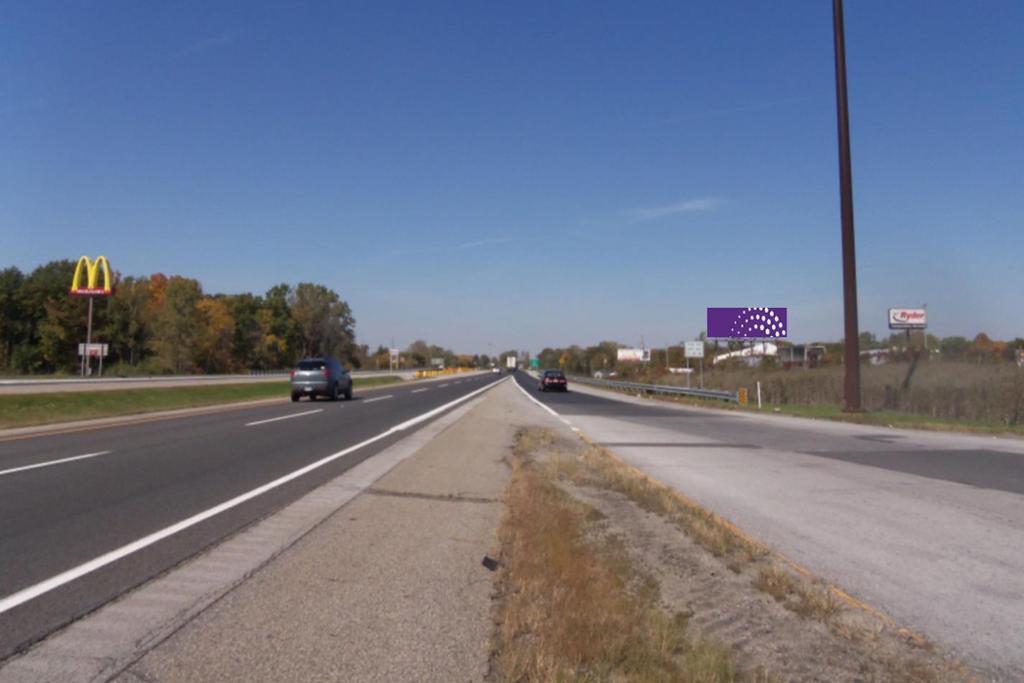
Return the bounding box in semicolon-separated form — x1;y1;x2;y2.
69;256;113;296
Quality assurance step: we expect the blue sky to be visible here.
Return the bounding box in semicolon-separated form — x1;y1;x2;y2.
2;1;1021;353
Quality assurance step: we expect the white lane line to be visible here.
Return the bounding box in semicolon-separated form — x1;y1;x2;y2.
0;376;509;616
0;451;112;478
438;383;449;388
454;381;462;385
512;378;563;419
362;394;393;404
411;388;429;393
512;380;580;434
245;409;323;427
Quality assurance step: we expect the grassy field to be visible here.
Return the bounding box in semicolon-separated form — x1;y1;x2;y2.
615;361;1024;438
763;402;1024;437
0;376;403;429
598;385;1024;438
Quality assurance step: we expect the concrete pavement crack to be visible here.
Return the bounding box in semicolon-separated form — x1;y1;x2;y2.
364;488;499;504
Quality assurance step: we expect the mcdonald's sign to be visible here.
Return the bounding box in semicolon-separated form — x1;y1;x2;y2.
69;256;113;296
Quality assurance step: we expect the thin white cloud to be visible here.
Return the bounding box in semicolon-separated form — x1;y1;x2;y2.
451;238;510;250
661;96;811;124
620;197;721;222
180;28;249;57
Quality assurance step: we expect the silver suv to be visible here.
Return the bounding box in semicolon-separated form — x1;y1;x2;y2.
290;357;353;402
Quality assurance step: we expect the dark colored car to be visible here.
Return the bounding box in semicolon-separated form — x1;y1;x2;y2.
290;357;353;401
539;370;568;392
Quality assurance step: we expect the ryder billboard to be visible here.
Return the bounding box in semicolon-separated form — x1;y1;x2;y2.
888;308;927;330
707;307;787;339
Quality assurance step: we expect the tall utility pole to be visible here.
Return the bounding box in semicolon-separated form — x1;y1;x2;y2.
832;0;861;411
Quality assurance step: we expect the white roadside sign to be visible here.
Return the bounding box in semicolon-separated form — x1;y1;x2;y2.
684;341;705;358
888;308;927;329
78;343;109;357
617;348;651;362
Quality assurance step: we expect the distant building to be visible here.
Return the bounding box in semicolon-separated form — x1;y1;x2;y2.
859;348;892;366
712;342;777;366
777;344;828;369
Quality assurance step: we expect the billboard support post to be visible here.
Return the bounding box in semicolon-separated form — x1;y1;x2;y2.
832;0;862;411
81;297;94;377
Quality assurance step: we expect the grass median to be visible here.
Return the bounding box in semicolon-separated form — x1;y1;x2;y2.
0;376;403;430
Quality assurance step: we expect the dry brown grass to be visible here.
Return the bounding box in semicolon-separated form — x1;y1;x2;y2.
660;361;1024;428
518;429;965;683
491;428;737;682
551;441;767;566
754;565;841;622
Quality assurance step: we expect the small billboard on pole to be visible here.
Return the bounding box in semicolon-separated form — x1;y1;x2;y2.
888;308;927;330
617;348;651;362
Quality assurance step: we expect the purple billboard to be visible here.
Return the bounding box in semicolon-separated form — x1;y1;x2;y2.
707;307;787;339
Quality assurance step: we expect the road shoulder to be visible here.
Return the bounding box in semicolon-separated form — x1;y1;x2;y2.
114;381;517;682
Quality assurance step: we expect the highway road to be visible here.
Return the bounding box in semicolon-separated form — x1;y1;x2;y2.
512;372;1024;681
0;370;417;394
0;372;504;659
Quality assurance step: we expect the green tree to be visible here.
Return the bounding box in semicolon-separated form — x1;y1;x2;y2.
263;284;297;367
102;275;151;366
405;340;431;367
0;267;26;369
940;336;969;357
227;293;266;369
152;277;203;373
20;260;83;373
290;283;356;361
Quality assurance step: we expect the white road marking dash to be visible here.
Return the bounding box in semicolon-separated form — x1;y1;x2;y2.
0;451;112;477
246;409;323;427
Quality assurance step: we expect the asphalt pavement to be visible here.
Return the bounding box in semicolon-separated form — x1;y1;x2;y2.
513;372;1024;681
0;371;503;659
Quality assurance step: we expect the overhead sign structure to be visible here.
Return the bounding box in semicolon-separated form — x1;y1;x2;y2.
684;341;705;359
617;348;651;362
69;256;113;296
888;308;927;330
707;307;787;339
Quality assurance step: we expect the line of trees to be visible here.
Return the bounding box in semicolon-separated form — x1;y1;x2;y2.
367;341;503;371
536;331;1024;378
0;260;362;375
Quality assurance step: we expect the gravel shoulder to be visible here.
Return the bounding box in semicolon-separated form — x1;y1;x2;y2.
115;382;518;683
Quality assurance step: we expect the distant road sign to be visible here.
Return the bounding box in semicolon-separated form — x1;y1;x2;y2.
617;348;651;362
684;341;704;359
77;343;108;358
530;358;539;369
888;308;927;329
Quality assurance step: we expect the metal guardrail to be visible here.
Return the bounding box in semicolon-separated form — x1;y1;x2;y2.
568;375;739;403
